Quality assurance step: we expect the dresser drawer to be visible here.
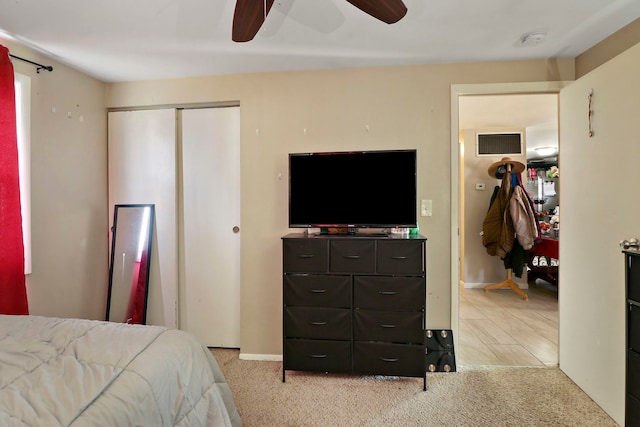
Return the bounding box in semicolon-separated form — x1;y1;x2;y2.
354;276;424;310
285;339;351;373
284;307;351;340
629;350;640;401
330;240;375;273
629;254;640;303
628;392;640;427
284;275;351;308
283;238;328;273
354;310;423;343
377;240;424;274
630;303;640;352
353;342;425;377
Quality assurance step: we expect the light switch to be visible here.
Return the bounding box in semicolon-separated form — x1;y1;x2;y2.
421;200;432;217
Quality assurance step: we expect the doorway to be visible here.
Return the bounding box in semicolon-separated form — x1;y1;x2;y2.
450;82;567;367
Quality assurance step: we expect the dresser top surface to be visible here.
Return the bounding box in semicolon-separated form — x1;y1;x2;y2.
282;232;426;241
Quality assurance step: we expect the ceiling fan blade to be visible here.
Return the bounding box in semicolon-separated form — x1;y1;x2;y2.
232;0;275;42
345;0;407;24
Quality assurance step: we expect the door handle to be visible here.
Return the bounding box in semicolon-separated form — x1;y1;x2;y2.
232;226;240;233
620;238;640;250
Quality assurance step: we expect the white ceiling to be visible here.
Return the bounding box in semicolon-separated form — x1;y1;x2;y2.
1;0;639;83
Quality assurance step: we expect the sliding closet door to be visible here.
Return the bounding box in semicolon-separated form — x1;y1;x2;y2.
108;109;178;328
181;107;241;348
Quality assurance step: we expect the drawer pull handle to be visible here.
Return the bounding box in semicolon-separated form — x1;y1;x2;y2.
391;256;408;260
380;357;399;363
379;291;398;296
344;255;361;259
311;289;327;294
297;254;315;259
310;321;328;326
380;324;396;329
310;354;327;359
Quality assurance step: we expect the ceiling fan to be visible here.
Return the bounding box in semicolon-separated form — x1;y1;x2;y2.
232;0;408;42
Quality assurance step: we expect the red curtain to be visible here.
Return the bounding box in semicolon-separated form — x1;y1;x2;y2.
0;45;29;315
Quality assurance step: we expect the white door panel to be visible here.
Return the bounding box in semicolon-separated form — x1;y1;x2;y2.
181;107;241;348
558;44;640;424
108;109;178;328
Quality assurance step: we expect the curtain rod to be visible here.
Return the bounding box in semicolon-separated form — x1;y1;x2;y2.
9;53;53;73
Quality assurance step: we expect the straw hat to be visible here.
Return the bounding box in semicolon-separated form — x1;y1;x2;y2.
487;157;525;179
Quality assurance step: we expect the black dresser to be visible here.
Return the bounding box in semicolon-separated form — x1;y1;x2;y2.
626;250;640;425
282;233;427;390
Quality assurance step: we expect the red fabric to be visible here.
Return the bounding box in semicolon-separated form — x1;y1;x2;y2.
126;261;142;324
531;236;559;260
0;45;29;315
125;249;148;324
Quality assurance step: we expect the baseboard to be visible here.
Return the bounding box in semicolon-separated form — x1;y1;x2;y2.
464;282;529;290
464;282;487;289
239;353;283;362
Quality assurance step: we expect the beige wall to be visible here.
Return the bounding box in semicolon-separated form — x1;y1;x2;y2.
1;38;108;319
106;59;575;356
560;41;640;425
576;17;640;78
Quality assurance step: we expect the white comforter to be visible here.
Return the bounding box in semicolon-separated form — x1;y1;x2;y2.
0;315;241;427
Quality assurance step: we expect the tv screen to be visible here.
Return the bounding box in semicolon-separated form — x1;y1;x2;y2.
288;149;417;229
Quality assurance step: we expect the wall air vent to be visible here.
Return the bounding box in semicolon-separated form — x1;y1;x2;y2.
476;132;523;156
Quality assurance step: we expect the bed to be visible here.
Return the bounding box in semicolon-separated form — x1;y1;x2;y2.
0;315;242;426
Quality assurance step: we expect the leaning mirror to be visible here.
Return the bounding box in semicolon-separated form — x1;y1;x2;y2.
106;204;155;324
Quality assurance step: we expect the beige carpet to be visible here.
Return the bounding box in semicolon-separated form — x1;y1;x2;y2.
211;348;617;427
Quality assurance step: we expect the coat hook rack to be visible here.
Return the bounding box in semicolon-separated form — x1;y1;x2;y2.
588;89;594;137
9;54;53;73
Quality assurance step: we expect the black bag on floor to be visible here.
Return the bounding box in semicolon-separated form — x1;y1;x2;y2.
425;329;456;372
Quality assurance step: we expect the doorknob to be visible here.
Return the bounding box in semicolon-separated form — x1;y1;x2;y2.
232;226;240;234
620;238;640;250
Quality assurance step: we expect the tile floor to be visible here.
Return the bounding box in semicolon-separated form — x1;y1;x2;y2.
457;281;558;367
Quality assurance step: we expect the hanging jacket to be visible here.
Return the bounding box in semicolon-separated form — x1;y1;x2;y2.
509;185;538;250
482;173;515;258
515;173;542;242
504;239;528;278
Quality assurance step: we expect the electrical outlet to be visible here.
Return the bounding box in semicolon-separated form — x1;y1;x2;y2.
421;200;432;217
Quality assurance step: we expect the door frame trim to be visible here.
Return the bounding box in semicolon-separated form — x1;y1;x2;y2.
449;81;569;347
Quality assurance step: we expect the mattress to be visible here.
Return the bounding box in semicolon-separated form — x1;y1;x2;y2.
0;315;241;426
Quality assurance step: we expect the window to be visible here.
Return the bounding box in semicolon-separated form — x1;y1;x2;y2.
14;72;31;274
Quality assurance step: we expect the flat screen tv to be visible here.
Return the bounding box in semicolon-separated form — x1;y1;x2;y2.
288;149;417;230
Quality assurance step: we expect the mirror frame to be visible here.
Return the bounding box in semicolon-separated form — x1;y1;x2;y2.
105;203;155;324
